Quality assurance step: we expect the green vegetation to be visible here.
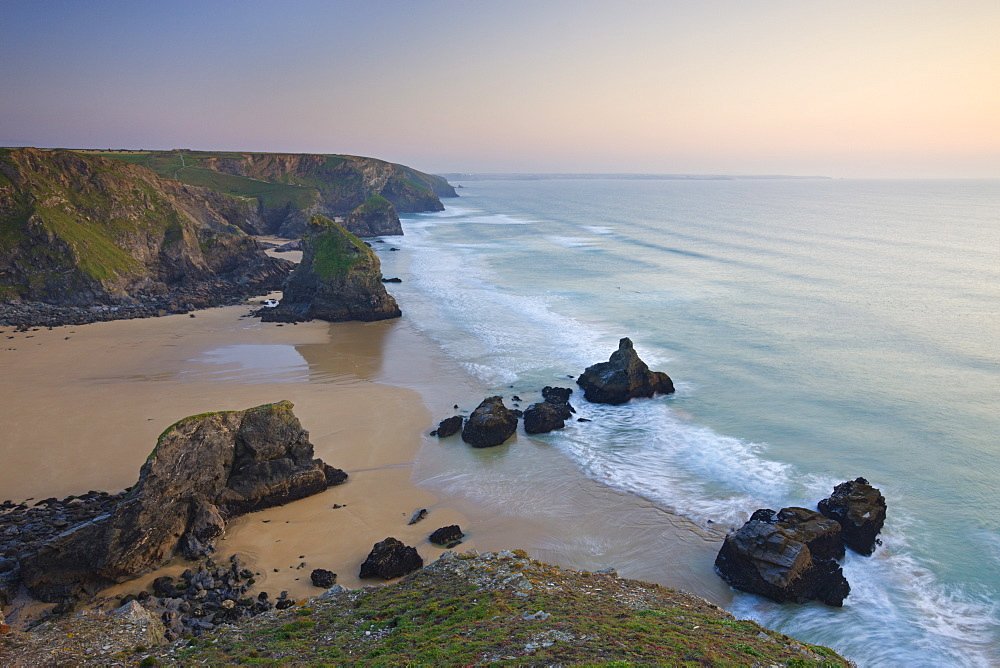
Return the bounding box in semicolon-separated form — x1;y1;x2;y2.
31;204;139;281
308;216;369;280
137;553;847;667
174;167;316;210
355;193;391;214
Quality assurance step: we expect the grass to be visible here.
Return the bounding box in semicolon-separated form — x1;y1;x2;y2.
174;166;317;210
31;205;140;281
135;552;849;667
354;193;391;214
308;217;369;280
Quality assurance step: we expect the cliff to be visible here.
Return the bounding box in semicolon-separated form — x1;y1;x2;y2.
261;215;401;323
4;550;849;666
0;148;288;307
99;150;457;238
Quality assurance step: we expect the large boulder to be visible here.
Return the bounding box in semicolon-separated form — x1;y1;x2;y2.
576;338;674;405
818;478;886;556
461;396;518;447
523;401;568;434
714;508;850;606
774;507;845;561
359;537;423;580
261;215;401;323
19;401;347;602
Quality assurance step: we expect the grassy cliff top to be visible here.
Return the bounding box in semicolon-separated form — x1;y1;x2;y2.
71;149;455;209
4;550;849;666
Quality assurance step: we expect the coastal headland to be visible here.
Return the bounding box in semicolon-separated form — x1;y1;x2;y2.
0;148;848;663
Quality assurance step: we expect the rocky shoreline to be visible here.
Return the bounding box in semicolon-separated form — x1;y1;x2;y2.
0;280;283;329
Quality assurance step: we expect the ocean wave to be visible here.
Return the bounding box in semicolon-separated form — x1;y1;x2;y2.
729;525;1000;667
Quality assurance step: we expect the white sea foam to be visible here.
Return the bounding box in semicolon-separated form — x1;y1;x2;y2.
395;187;1000;666
544;235;598;249
730;525;1000;667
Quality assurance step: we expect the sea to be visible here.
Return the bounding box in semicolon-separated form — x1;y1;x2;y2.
373;177;1000;666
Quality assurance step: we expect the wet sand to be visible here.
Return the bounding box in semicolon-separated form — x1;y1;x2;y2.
0;296;731;621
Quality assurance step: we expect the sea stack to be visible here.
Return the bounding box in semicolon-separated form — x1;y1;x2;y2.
18;401;347;602
576;338;674;405
262;215;401;323
344;194;402;236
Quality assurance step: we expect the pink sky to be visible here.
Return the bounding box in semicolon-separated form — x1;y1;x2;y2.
2;0;998;177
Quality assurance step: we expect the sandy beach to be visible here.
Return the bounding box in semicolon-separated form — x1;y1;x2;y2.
0;295;731;624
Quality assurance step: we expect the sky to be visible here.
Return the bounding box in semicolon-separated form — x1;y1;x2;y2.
2;0;998;178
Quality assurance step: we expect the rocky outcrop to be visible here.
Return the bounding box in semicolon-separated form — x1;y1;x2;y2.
818;478;886;556
523;401;569;434
359;537;423;580
429;525;465;548
461;396;518;447
716;479;886;606
98;150;457;238
18;400;347;602
576;338;674;405
0;148;289;308
344;194;402;236
774;507;845;561
524;386;576;434
430;415;464;438
261;216;401;323
714;507;850;606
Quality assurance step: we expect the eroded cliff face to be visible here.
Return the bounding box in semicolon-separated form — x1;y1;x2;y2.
261;215;401;323
0;148;286;305
182;152;453;237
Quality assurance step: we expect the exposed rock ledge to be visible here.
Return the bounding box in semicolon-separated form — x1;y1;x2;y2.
17;400;347;602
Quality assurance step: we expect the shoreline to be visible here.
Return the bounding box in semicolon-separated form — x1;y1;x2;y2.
0;294;730;630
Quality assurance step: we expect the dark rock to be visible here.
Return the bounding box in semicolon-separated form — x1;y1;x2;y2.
524;385;577;434
260;216;401;324
461;396;518;448
433;415;463;438
323;464;349;486
714;511;850;606
381;277;402;283
818;478;886;556
576;338;674;405
20;401;346;602
275;599;294;610
152;576;178;598
408;509;428;525
523;401;568;434
344;195;402;237
428;525;464;547
541;386;574;407
310;568;337;588
359;537;423;580
775;507;844;561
